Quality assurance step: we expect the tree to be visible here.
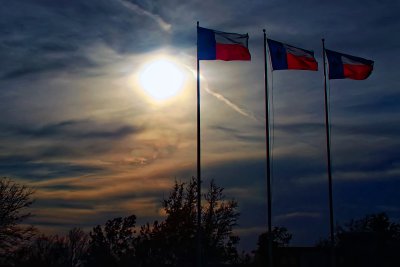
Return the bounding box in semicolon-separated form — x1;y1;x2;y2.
87;215;137;267
135;220;165;267
1;178;241;266
336;212;400;244
12;228;89;267
334;213;400;267
316;213;400;267
0;177;35;257
159;178;197;265
67;228;90;267
257;226;293;249
202;180;240;264
15;234;69;267
252;226;292;266
135;178;241;267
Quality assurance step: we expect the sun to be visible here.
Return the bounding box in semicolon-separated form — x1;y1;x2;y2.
139;59;185;100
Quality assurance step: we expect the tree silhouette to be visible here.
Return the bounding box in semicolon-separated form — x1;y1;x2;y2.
252;226;292;266
12;228;89;267
87;215;137;267
336;212;400;243
135;178;241;267
1;178;242;267
0;177;35;258
68;228;90;267
135;220;165;266
334;213;400;267
202;180;240;264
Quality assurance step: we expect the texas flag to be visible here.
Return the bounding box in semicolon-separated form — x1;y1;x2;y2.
197;27;251;61
325;49;374;80
267;39;318;71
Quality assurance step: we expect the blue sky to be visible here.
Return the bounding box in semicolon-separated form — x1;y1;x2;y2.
1;0;400;251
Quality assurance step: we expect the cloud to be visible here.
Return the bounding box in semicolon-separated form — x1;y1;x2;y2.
211;125;264;143
1;55;98;80
275;212;321;221
0;118;146;181
0;0;174;80
118;0;172;32
274;121;325;135
0;155;105;181
334;122;400;138
1;119;141;140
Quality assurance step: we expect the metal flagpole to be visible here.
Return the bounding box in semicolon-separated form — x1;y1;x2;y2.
263;29;273;267
322;38;335;267
196;21;202;267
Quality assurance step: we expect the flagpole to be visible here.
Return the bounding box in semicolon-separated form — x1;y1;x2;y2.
322;38;335;267
263;29;273;267
196;21;202;267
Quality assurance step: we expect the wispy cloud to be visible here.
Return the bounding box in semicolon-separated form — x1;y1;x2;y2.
212;125;263;143
0;119;141;140
118;0;172;32
0;155;105;181
275;212;321;221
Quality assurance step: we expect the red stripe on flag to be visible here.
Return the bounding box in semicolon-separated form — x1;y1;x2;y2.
286;53;318;71
215;44;251;61
343;64;373;80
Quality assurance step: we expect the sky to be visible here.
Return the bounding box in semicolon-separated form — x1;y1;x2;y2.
1;0;400;251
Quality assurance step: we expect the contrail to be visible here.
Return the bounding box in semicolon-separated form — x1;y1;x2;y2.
186;66;259;122
203;86;259;121
118;0;172;32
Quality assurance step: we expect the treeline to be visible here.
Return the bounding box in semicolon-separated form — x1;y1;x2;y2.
1;177;247;267
1;177;400;267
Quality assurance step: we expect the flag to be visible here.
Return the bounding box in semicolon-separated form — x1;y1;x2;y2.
267;39;318;71
325;49;374;80
197;27;251;61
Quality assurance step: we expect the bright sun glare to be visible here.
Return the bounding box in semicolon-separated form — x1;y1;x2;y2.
139;59;185;100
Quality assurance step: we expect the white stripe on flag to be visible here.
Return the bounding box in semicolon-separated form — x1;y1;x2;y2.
341;55;366;65
284;45;313;58
215;32;248;46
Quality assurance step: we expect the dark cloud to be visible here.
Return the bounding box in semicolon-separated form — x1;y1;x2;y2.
341;93;400;115
273;155;326;180
36;199;96;210
0;0;172;80
38;184;93;192
211;125;264;143
1;119;141;140
0;119;143;180
79;126;139;139
35;146;87;159
336;156;398;176
275;122;325;134
0;155;104;180
1;55;98;80
274;120;400;138
335;179;400;218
